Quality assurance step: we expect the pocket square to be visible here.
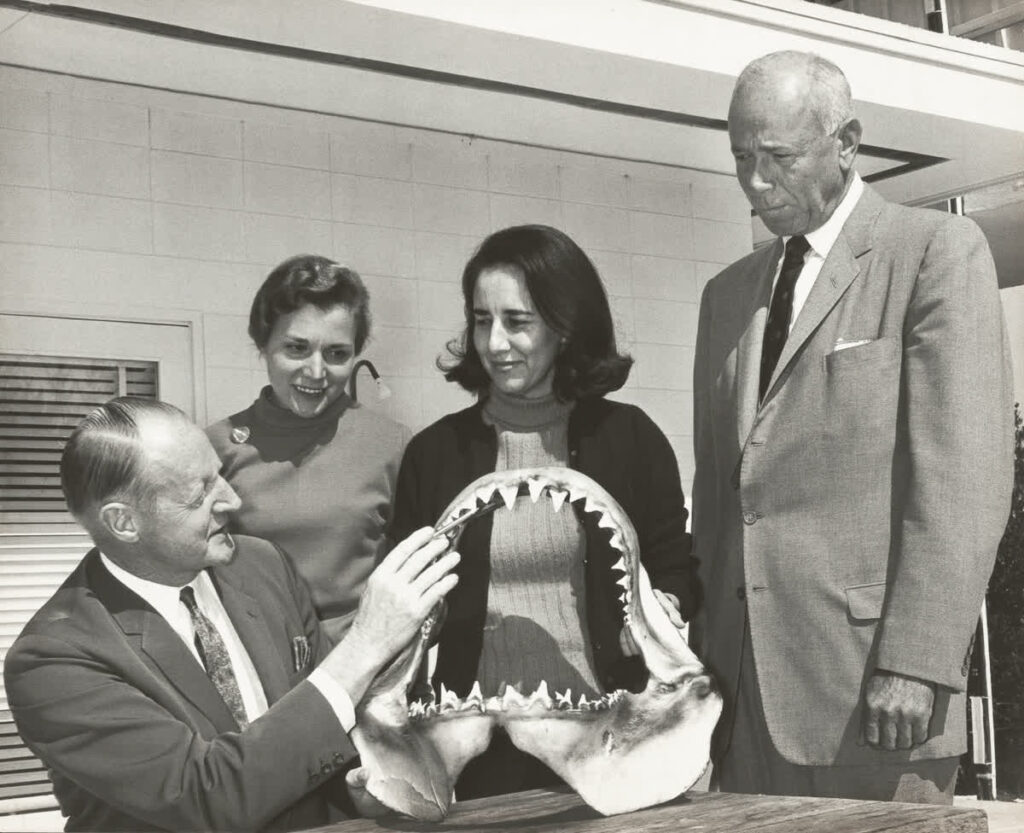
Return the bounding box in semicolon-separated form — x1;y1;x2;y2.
291;636;311;672
832;338;872;353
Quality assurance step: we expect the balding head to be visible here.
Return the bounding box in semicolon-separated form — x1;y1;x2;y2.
61;398;189;525
62;397;242;584
731;51;853;137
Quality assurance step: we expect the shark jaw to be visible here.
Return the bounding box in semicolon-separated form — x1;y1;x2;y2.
351;467;721;819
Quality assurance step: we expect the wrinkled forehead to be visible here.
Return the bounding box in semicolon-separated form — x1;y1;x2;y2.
729;70;823;130
136;414;218;488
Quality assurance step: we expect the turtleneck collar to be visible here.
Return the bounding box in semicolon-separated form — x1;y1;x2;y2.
250;385;354;432
482;387;573;431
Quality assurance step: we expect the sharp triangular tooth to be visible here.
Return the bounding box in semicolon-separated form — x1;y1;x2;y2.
616;574;630;589
549;489;568;513
530;680;551;706
556;688;573;708
467;681;483;703
609;531;625;551
597;511;616;530
584;495;600;514
502;685;527;708
568;486;587;504
578;694;590;709
498;484;519;510
527;478;545;503
475;486;495;506
611;556;627;574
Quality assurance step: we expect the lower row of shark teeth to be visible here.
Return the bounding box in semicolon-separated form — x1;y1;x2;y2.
407;681;625;720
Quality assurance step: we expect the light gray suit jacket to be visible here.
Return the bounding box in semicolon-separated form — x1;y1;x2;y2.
691;184;1014;765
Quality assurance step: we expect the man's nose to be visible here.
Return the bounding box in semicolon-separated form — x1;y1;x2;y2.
747;156;774;192
214;477;242;513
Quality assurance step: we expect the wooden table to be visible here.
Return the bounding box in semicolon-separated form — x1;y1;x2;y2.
310;787;987;833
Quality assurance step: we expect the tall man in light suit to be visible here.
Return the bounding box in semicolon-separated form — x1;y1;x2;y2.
691;51;1013;802
5;397;459;831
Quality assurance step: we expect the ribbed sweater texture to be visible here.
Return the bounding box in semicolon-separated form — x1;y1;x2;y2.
477;388;599;698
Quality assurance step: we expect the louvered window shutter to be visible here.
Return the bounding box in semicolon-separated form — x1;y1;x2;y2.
0;355;157;812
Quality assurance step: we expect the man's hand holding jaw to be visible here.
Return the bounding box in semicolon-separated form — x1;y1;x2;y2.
321;528;459;709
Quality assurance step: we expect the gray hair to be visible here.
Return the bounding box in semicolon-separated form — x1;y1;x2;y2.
61;397;186;521
734;51;853;135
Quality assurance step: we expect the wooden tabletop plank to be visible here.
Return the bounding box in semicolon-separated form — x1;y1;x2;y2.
308;788;987;833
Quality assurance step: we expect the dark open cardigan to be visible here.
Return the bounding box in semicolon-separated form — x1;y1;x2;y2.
390;395;699;696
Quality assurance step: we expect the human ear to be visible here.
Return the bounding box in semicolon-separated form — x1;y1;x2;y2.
837;118;862;171
99;503;140;543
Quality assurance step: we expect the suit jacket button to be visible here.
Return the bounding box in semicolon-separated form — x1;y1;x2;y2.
742;511;758;525
736;586;746;601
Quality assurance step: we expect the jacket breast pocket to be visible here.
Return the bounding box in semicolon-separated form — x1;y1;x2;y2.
824;337;899;373
823;337;900;445
845;581;886;622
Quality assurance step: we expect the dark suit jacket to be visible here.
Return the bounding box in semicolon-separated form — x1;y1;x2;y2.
4;536;359;832
692;185;1014;765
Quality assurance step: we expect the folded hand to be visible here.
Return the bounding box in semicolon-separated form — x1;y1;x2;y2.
861;670;936;750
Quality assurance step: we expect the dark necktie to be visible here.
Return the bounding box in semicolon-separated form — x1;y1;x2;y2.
180;585;249;729
759;235;810;401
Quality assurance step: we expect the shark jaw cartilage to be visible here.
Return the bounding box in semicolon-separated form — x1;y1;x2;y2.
350;467;722;820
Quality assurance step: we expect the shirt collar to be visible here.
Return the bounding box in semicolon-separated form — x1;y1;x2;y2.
798;171;863;261
99;552;210;621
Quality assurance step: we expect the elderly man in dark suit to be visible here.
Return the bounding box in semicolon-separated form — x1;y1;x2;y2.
691;51;1014;803
5;397;459;832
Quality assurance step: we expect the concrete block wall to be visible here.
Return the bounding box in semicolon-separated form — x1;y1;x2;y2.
0;67;755;488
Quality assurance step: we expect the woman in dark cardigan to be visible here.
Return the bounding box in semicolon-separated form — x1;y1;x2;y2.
391;224;699;800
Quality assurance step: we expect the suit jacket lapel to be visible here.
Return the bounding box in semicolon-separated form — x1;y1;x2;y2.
213;570;291;705
761;185;883;403
737;241;780;449
86;553;239;731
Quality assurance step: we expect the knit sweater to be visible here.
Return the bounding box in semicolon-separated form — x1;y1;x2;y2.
478;389;599;697
393;395;696;697
207;387;410;642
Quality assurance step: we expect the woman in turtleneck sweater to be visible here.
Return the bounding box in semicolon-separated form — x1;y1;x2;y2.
207;255;410;643
391;225;698;799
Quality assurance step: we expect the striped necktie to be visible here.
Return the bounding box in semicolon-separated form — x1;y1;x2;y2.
760;235;810;401
180;585;249;729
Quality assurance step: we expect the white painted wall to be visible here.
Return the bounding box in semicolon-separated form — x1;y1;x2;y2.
0;66;753;488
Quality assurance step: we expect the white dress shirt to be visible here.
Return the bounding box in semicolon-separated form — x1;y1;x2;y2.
99;554;354;731
771;172;864;333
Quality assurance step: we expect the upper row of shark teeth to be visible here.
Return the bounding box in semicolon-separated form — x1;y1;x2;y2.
442;478;628;553
407;681;625;721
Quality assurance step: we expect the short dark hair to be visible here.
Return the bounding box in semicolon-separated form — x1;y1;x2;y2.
248;255;372;353
441;225;632;400
61;397;186;519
